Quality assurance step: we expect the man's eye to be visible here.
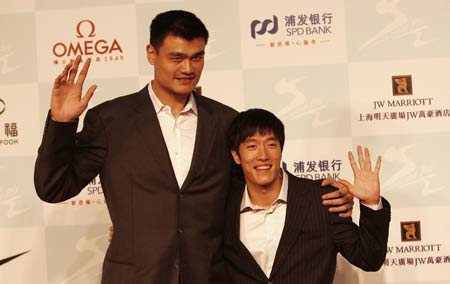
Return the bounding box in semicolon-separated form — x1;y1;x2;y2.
192;56;204;62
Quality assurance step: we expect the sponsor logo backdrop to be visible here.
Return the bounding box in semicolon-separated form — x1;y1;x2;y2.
1;0;449;283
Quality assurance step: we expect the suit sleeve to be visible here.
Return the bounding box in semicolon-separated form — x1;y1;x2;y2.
331;197;391;271
34;108;107;203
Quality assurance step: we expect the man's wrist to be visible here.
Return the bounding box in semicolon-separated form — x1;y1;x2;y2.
50;112;77;123
361;198;383;210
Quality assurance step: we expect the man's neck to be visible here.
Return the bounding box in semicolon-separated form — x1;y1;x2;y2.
246;174;283;209
151;81;190;116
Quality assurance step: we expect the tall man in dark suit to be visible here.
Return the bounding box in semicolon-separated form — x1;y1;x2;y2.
34;10;354;284
224;109;391;284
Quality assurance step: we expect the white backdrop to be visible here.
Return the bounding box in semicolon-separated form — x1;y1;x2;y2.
1;0;450;283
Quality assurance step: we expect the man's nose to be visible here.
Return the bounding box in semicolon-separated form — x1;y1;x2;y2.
180;59;193;73
257;147;269;160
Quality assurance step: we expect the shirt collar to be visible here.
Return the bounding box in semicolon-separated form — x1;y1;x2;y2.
240;169;289;213
148;83;198;116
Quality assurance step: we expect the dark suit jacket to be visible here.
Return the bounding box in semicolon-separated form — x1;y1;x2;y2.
34;86;237;284
224;172;391;284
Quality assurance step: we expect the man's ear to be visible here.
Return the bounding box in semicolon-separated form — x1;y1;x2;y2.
146;44;156;65
231;150;241;165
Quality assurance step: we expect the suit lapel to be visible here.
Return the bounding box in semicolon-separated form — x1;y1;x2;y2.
133;85;178;189
270;173;311;278
180;93;218;191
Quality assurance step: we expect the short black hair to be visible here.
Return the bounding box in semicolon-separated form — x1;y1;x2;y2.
227;108;285;153
150;10;209;51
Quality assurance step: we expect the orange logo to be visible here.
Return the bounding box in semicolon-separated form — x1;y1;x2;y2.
52;19;123;58
76;20;96;38
392;75;413;96
401;221;421;242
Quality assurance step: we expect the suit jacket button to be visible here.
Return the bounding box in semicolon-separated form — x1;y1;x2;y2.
177;227;183;233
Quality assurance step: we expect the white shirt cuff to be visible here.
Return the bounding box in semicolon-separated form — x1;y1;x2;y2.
361;198;383;211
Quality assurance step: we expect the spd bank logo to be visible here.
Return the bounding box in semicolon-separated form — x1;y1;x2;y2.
249;12;334;48
52;19;124;64
250;16;279;39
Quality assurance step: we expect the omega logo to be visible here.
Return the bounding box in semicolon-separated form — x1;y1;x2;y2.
52;19;123;58
76;19;96;38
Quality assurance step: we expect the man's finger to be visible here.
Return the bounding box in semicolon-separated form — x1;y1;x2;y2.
323;197;345;206
68;55;81;83
61;61;72;81
328;203;353;213
348;151;359;174
81;85;97;105
322;188;342;200
357;145;365;170
337;178;352;191
323;193;354;205
374;155;382;175
364;147;372;171
341;191;355;203
322;179;349;198
53;61;72;88
321;178;346;190
338;211;353;218
53;74;63;89
77;58;91;86
321;177;334;187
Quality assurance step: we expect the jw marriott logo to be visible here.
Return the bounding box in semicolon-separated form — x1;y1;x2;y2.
401;221;421;242
392;75;413;96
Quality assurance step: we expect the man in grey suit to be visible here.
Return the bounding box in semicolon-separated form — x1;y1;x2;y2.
224;109;390;284
34;10;354;284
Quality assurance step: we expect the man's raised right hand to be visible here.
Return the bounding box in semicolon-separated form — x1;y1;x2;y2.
50;55;97;122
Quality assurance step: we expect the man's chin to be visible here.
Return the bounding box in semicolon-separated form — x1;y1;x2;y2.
176;88;196;96
253;178;276;188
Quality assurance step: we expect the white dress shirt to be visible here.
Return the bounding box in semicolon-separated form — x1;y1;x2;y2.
239;170;289;278
148;84;197;188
